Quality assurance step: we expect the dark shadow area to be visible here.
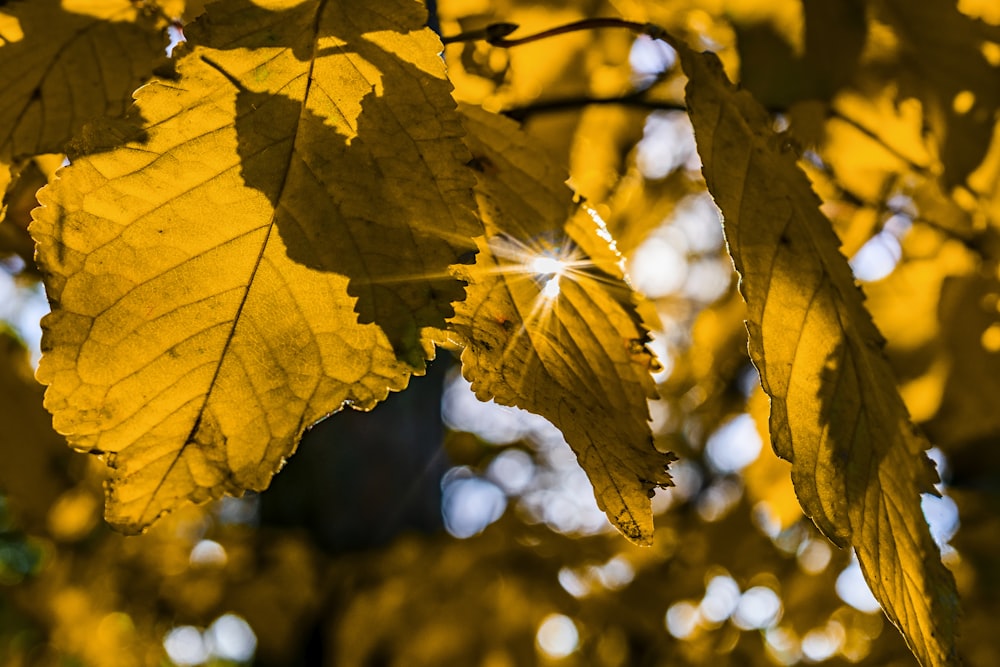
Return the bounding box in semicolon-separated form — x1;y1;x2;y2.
259;355;449;554
734;0;866;108
190;0;479;367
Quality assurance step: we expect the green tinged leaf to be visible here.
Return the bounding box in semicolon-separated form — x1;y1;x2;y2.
31;0;478;533
671;41;960;666
0;0;164;220
452;106;674;546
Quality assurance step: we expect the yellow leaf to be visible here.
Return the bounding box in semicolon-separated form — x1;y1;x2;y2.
0;0;165;219
671;41;961;666
31;0;478;532
451;106;674;546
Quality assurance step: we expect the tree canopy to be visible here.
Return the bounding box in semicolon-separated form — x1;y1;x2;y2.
1;0;998;665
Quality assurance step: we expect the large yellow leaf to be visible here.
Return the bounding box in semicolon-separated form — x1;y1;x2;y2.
0;0;164;221
451;106;674;546
31;0;478;532
671;41;960;666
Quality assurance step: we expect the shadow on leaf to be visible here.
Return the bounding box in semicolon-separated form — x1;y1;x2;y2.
191;0;478;366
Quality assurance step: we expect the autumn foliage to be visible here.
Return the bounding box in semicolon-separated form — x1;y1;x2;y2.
1;0;999;665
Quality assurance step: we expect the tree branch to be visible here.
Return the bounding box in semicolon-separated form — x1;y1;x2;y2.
442;18;663;47
503;95;686;121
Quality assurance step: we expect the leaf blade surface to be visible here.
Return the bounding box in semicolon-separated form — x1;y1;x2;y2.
452;107;674;545
31;0;477;532
672;42;960;666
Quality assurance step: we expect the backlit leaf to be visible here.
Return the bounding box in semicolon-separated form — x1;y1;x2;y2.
451;106;674;545
0;0;165;220
671;41;960;665
31;0;478;533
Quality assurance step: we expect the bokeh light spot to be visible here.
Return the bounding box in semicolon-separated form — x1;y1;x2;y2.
486;449;534;495
595;556;635;591
850;231;902;282
700;575;741;623
206;614;257;663
558;568;589;599
801;622;846;662
536;614;579;658
836;559;881;613
163;626;208;666
733;586;782;630
696;479;742;522
189;539;227;567
629;34;676;79
441;475;506;539
796;539;832;574
765;627;802;665
705;413;762;474
636;112;698;179
665;601;700;639
628;236;687;297
922;493;960;548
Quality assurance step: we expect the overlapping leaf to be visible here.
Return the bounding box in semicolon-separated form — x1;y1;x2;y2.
0;0;164;221
31;0;478;532
451;106;673;545
669;40;960;665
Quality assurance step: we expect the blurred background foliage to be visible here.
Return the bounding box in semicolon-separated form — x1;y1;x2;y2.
2;0;999;664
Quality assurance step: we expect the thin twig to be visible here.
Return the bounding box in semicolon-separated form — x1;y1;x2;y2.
442;17;663;47
503;96;686;121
